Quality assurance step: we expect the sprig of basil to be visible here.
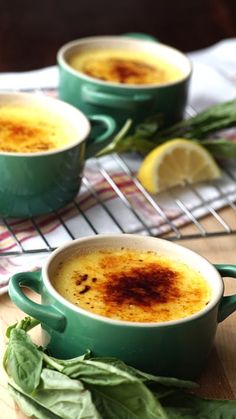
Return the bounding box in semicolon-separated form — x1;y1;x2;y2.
96;98;236;159
3;317;236;419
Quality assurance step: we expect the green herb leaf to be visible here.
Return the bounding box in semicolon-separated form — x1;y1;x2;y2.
9;368;101;419
42;351;91;373
58;359;168;418
89;357;197;389
8;383;61;419
200;138;236;159
161;391;236;418
96;99;236;158
6;316;39;338
90;381;168;419
96;134;155;156
35;369;101;419
4;328;43;394
155;98;236;140
4;317;236;419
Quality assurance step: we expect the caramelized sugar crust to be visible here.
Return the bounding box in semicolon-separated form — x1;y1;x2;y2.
52;248;211;322
69;49;183;85
0;106;78;153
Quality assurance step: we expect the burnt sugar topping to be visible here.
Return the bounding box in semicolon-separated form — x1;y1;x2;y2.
0;117;55;152
83;58;164;84
0;106;77;153
69;49;184;86
102;264;180;307
52;248;211;322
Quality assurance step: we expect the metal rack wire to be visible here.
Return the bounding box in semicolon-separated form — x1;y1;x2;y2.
0;148;236;257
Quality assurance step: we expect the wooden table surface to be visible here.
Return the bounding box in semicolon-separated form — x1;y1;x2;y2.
1;209;236;418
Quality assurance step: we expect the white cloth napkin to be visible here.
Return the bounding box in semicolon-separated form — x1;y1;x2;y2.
188;38;236;110
0;66;58;90
0;38;236;294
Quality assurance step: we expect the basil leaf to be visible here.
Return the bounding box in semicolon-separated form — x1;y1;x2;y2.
9;369;101;419
4;328;43;394
90;381;168;419
8;383;61;419
34;369;101;419
161;391;236;418
59;360;168;418
155;98;236;140
4;318;236;419
6;316;39;338
200;138;236;159
60;359;143;384
89;357;197;389
134;114;164;138
43;351;91;372
97;98;236;157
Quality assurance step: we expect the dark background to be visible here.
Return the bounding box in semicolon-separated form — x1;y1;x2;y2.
1;0;236;72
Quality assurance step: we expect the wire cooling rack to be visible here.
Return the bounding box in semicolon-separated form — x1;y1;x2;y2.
0;97;236;258
0;149;236;258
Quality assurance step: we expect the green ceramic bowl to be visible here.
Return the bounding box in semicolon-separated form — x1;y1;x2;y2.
57;35;192;136
8;234;236;380
0;92;116;218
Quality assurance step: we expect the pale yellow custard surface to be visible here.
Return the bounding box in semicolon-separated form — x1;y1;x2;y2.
0;106;78;153
68;49;183;85
52;248;211;322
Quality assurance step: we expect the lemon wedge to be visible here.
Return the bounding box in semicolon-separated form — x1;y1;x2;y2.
137;138;221;194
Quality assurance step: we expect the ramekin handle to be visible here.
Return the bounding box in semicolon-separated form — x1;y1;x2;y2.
8;270;66;332
214;264;236;323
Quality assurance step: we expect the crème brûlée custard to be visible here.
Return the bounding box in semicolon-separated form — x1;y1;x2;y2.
0;106;78;153
68;49;183;85
52;248;211;322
